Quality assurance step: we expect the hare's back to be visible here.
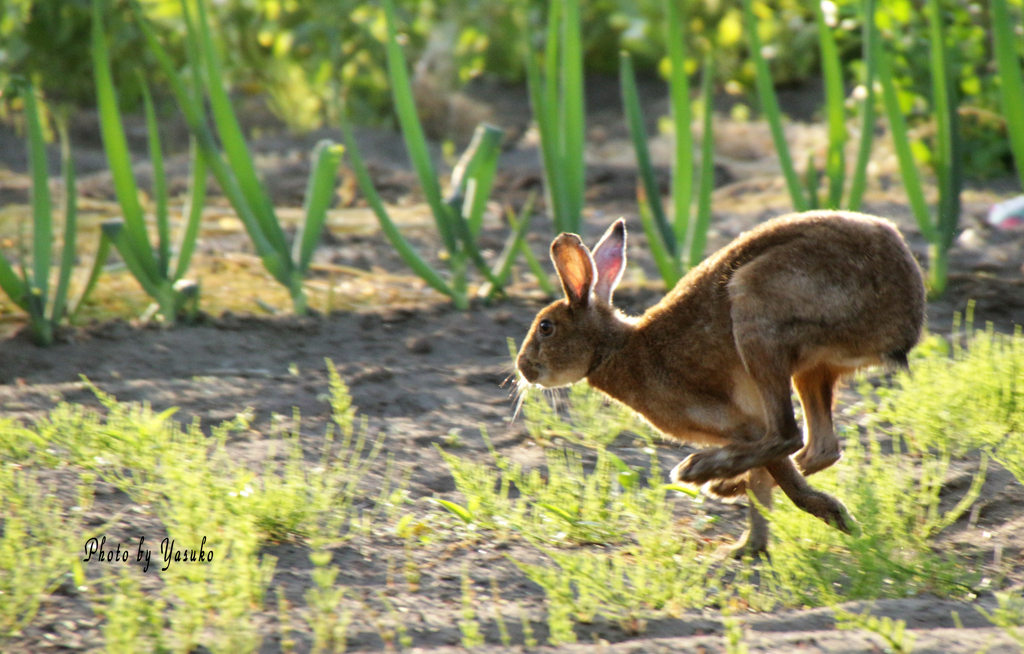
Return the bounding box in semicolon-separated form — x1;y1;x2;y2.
725;212;924;364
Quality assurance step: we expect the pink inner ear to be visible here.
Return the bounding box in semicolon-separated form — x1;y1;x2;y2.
551;235;595;305
592;222;626;302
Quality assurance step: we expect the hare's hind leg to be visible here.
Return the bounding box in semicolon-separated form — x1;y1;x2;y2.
722;466;773;559
792;365;845;476
672;328;803;484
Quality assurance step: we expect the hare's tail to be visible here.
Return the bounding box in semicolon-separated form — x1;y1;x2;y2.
882;346;911;373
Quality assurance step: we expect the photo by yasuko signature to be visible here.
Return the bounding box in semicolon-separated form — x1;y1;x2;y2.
82;536;213;573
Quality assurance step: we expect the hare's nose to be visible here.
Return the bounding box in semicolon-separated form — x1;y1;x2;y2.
517;358;540;383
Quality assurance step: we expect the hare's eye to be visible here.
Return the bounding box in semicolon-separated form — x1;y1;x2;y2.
538;319;554;337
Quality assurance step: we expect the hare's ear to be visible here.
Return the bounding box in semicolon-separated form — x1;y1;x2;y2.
592;219;626;304
551;233;596;307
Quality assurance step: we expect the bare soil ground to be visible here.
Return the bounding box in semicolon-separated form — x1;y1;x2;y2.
2;76;1024;652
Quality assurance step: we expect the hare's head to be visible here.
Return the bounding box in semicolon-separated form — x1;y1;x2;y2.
516;219;630;388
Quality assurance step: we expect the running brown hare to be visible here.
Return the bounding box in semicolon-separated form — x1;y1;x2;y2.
516;211;925;556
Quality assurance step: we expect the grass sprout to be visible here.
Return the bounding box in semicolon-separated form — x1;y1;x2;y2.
304;548;352;654
978;591;1024;647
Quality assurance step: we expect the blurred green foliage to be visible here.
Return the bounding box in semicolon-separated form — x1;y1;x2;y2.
0;0;183;109
2;0;1023;178
868;0;1023;178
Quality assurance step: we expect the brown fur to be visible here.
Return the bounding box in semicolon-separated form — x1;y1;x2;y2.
516;211;925;556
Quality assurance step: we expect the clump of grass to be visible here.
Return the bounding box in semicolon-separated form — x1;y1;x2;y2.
0;465;92;636
516;526;717;642
519;379;649;450
762;425;984;607
94;568;167;654
248;364;383;543
31;383;205;502
435;429;689;546
872;311;1024;487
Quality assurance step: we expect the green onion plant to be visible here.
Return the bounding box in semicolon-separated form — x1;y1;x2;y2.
990;0;1024;192
526;0;586;235
341;0;531;309
92;0;210;323
741;0;880;213
0;81;106;345
875;0;962;298
620;21;716;287
120;0;345;316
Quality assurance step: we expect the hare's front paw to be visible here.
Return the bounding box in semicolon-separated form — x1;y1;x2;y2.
670;449;736;485
715;528;769;561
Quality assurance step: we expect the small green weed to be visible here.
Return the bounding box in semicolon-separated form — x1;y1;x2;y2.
834;606;916;654
95;567;167;654
516;529;717;639
249;404;382;543
519;380;648;450
763;426;984;606
722;600;750;654
304;549;352;654
978;591;1024;647
459;563;485;648
0;465;92;636
436;433;684;546
875;319;1024;458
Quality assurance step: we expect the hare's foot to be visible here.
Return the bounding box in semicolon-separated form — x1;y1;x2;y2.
671;450;739;485
820;496;859;536
793;443;841;476
765;458;861;536
715;528;769;561
719;466;773;560
671;438;801;485
702;474;748;501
